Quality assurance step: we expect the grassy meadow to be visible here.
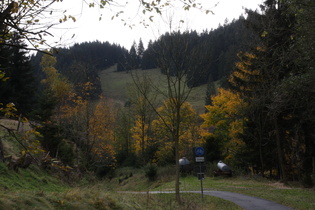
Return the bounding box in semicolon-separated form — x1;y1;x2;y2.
0;162;240;209
99;65;208;114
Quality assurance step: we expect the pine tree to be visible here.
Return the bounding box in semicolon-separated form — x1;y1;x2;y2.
228;0;315;181
141;40;157;70
0;33;36;115
129;41;139;70
137;38;144;59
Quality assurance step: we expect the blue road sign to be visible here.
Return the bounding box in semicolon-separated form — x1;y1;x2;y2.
195;147;205;156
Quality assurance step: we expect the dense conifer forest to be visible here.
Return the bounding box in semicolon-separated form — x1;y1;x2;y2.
30;15;258;101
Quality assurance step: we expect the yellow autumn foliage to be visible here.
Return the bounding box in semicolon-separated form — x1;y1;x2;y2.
89;98;115;145
54;79;117;168
201;88;247;160
151;99;203;163
40;53;72;104
229;51;262;92
131;115;151;155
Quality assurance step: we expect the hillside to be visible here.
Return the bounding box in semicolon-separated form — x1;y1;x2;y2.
99;65;208;114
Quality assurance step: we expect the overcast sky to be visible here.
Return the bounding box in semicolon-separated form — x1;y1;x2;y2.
48;0;263;50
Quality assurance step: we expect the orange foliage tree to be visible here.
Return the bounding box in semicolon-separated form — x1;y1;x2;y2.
58;86;117;171
39;53;117;171
128;75;157;164
200;88;247;161
88;98;116;170
131;114;151;157
151;99;202;164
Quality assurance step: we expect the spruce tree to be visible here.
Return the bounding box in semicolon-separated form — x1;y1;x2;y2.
0;33;36;116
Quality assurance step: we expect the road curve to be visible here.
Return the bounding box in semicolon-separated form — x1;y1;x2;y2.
196;191;293;210
123;190;294;210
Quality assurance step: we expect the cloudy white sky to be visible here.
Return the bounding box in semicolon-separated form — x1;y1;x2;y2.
48;0;263;50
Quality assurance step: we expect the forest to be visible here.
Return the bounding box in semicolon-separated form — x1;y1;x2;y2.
0;0;314;188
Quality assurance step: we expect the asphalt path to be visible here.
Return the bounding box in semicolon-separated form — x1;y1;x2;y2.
124;190;294;210
196;190;294;210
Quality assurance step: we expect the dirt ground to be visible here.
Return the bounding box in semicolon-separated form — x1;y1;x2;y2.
0;118;32;132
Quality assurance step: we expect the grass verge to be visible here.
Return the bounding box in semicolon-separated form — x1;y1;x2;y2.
1;163;314;209
116;192;241;210
153;175;315;210
97;167;315;210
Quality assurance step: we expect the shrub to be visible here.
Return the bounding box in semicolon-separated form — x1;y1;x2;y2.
58;140;75;165
302;173;314;188
145;164;157;181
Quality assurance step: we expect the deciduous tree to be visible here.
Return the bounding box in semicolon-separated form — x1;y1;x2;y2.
152;99;201;164
129;73;157;164
131;30;202;202
0;0;70;51
36;52;73;162
201;88;246;161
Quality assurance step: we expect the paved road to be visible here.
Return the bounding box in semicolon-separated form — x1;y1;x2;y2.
127;190;294;210
195;191;294;210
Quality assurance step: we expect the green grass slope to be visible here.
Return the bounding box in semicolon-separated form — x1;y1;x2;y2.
99;65;208;114
0;161;241;209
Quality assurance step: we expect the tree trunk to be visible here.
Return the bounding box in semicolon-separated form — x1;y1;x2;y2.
175;136;180;203
274;118;287;182
259;134;264;176
0;138;4;162
17;114;23;132
174;95;181;203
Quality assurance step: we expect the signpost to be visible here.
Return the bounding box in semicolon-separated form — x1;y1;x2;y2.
193;147;206;198
195;156;205;163
194;147;205;156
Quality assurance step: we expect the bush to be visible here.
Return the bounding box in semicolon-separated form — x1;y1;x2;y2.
116;152;139;167
95;166;115;178
302;173;314;188
145;164;157;181
58;140;75;165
